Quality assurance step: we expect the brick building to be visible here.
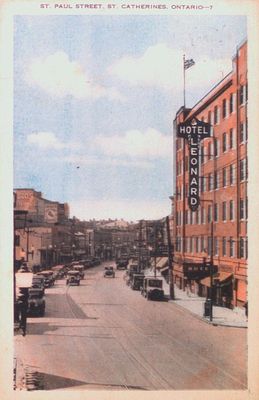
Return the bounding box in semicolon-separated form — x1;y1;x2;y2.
173;40;247;309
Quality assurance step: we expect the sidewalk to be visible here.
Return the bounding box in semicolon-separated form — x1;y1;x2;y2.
171;286;247;328
158;274;247;328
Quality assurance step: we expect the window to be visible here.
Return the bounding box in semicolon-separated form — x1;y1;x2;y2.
222;99;227;118
200;146;204;164
208;237;212;256
201;207;205;224
190;211;193;225
229;237;235;257
246;83;248;102
214;203;218;222
208;205;212;223
190;237;193;253
239;237;245;258
240;159;246;181
214;237;219;256
222;132;227;152
229;200;234;220
208;142;212;160
222;202;227;221
240;122;245;143
214;171;219;189
222;237;227;256
214;138;219;157
208;111;212;124
245;197;248;219
196;210;199;224
214;106;219;124
196;237;199;252
185;210;188;224
200;176;205;193
208;173;213;191
239;85;245;105
240;198;244;220
223;168;227;187
230;164;235;185
229;93;234;113
201;236;205;252
229;128;234;149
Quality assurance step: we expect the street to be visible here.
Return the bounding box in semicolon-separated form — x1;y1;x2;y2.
15;262;247;390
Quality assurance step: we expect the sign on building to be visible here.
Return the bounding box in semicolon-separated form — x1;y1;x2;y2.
177;117;211;211
44;204;58;223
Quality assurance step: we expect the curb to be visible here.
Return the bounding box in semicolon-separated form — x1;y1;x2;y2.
168;299;247;329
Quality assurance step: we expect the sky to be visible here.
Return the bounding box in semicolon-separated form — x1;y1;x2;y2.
14;14;247;221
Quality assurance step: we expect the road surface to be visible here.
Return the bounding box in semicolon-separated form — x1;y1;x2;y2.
14;262;247;390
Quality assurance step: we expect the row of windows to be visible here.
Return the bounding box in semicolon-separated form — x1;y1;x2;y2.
176;86;248;152
175;236;248;259
176;159;247;198
175;198;248;225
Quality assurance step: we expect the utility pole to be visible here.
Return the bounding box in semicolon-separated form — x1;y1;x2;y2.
166;216;175;300
138;220;143;273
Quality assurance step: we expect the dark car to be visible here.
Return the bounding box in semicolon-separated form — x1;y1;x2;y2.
141;277;164;300
130;273;144;290
31;275;45;292
116;259;128;270
66;270;81;286
104;266;115;278
27;288;46;316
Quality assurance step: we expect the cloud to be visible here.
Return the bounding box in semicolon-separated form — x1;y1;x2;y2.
94;128;172;159
108;43;232;91
70;198;171;221
27;131;78;150
26;51;124;101
61;155;152;169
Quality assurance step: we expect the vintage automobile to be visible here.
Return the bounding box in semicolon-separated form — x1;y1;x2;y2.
141;277;164;300
27;288;46;316
31;275;45;293
37;270;55;288
73;264;85;279
116;258;128;270
103;266;115;278
66;270;81;286
130;273;145;291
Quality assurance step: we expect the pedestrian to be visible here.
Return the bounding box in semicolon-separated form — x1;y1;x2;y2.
17;288;29;336
244;301;248;318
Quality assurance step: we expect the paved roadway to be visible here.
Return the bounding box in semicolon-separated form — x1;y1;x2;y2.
15;262;247;390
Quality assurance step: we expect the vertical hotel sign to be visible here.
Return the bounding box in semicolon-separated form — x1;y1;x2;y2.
177;118;211;211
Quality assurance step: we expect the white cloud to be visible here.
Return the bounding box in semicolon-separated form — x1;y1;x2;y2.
27;131;78;150
70;198;171;222
26;51;124;101
108;43;232;91
61;155;152;169
95;128;172;159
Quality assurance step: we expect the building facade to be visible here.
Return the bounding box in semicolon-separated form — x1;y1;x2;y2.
173;40;247;309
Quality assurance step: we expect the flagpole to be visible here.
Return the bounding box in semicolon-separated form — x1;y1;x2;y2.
183;54;186;108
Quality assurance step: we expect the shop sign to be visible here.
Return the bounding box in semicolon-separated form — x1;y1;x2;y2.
177;117;211;211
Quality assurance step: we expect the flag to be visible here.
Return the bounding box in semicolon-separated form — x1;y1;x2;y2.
184;58;195;70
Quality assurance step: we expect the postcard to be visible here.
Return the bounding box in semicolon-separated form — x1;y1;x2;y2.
0;0;259;399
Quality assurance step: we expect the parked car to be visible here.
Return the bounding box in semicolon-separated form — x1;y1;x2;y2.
130;273;144;290
66;270;81;286
37;271;55;288
116;258;128;270
73;265;85;279
104;266;115;278
31;275;45;293
141;277;164;300
27;288;46;316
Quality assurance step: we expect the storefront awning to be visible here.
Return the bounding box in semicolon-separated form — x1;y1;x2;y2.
150;257;168;270
200;272;233;287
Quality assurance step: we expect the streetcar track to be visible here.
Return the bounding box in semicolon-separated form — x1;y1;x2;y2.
123;300;247;389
